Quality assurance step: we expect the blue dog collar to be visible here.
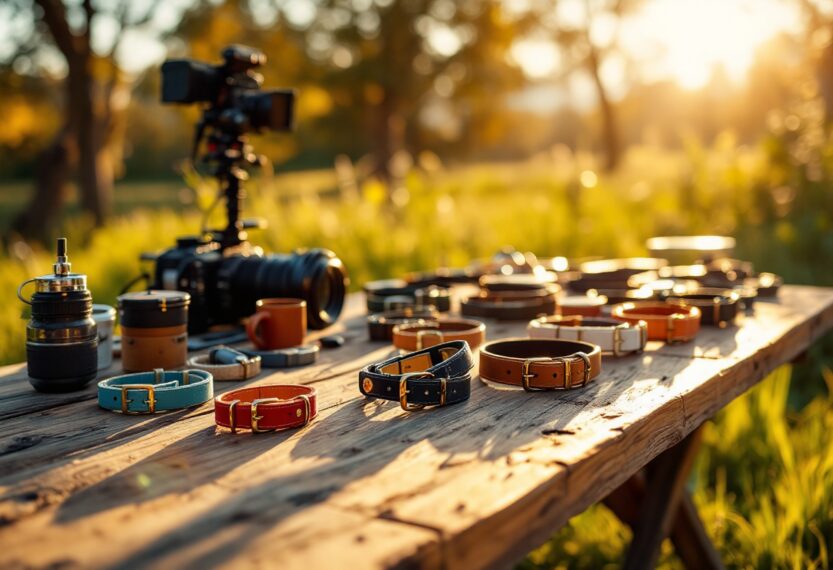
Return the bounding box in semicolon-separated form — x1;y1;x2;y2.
98;368;214;414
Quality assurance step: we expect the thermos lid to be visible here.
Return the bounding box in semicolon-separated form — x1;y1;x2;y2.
27;238;88;294
118;290;190;329
118;290;191;311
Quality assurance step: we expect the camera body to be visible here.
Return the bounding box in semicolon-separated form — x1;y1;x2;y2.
149;45;348;334
150;236;346;333
161;45;295;133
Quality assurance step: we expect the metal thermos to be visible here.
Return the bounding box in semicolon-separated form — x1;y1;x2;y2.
17;238;98;392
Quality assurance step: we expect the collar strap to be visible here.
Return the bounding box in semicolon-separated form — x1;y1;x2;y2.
611;302;701;343
479;338;602;391
392;318;486;351
358;340;473;410
461;290;557;321
528;315;647;356
98;368;213;414
187;347;262;381
240;345;319;368
558;295;607;317
365;286;451;313
666;289;740;327
215;384;317;433
367;308;439;341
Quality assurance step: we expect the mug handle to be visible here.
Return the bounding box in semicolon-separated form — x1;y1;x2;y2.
246;312;271;349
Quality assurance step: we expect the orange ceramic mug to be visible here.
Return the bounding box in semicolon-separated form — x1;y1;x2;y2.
246;298;307;350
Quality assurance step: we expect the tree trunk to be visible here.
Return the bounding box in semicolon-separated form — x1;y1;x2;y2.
587;48;620;172
819;39;833;124
69;53;111;226
11;128;74;241
372;93;394;182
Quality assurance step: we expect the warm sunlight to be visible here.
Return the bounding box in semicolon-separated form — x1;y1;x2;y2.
626;0;802;89
511;0;803;90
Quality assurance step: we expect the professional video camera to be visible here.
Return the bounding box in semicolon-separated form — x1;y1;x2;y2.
140;45;347;333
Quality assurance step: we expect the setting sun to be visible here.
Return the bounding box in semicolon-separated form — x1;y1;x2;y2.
626;0;802;88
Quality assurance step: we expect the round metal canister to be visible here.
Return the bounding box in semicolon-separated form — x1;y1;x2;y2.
92;304;116;370
118;290;190;372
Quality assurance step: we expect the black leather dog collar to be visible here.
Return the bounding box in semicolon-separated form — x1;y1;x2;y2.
364;280;452;313
358;340;473;410
667;289;740;327
367;308;439;341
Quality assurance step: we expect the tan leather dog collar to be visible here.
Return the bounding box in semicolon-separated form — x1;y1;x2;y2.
187;346;262;381
611;301;701;343
392;318;486;351
479;338;602;391
215;384;317;433
528;315;647;356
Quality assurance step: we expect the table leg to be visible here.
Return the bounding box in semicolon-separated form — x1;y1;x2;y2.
603;427;723;570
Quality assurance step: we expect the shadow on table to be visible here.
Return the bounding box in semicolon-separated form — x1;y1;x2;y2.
59;347;699;568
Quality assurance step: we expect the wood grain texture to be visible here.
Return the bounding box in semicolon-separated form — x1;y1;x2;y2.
0;285;831;570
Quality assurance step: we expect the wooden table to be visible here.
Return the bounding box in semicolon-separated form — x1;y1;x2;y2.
0;285;831;570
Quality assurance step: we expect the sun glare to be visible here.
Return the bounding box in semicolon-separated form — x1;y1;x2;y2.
624;0;801;89
511;0;802;91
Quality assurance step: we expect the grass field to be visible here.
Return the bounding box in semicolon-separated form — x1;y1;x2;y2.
1;142;832;568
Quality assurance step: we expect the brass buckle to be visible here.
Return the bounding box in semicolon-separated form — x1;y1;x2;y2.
667;313;685;343
521;357;557;391
251;397;282;433
236;355;252;379
572;352;592;387
295;394;312;427
398;372;433;411
228;399;241;433
612;324;624;357
121;385;156;414
416;329;444;350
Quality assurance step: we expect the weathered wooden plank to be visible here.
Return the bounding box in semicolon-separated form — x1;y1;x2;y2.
0;286;830;570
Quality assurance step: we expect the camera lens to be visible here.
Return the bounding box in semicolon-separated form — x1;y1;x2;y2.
220;248;348;329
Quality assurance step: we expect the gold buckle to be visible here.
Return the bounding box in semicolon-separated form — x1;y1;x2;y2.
521;357;557;391
120;385;156;414
236;355;252;379
416;329;444;350
398;372;433;411
228;399;241;433
251;397;282;433
295;394;312;427
612;325;624;357
572;352;592;387
666;313;685;343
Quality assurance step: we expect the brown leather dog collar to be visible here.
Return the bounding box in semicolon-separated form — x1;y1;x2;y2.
461;289;557;321
392;318;486;351
479;338;602;391
214;384;317;433
611;301;701;343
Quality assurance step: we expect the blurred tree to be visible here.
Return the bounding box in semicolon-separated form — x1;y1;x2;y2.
288;0;526;184
796;0;833;123
3;0;169;241
531;0;641;171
